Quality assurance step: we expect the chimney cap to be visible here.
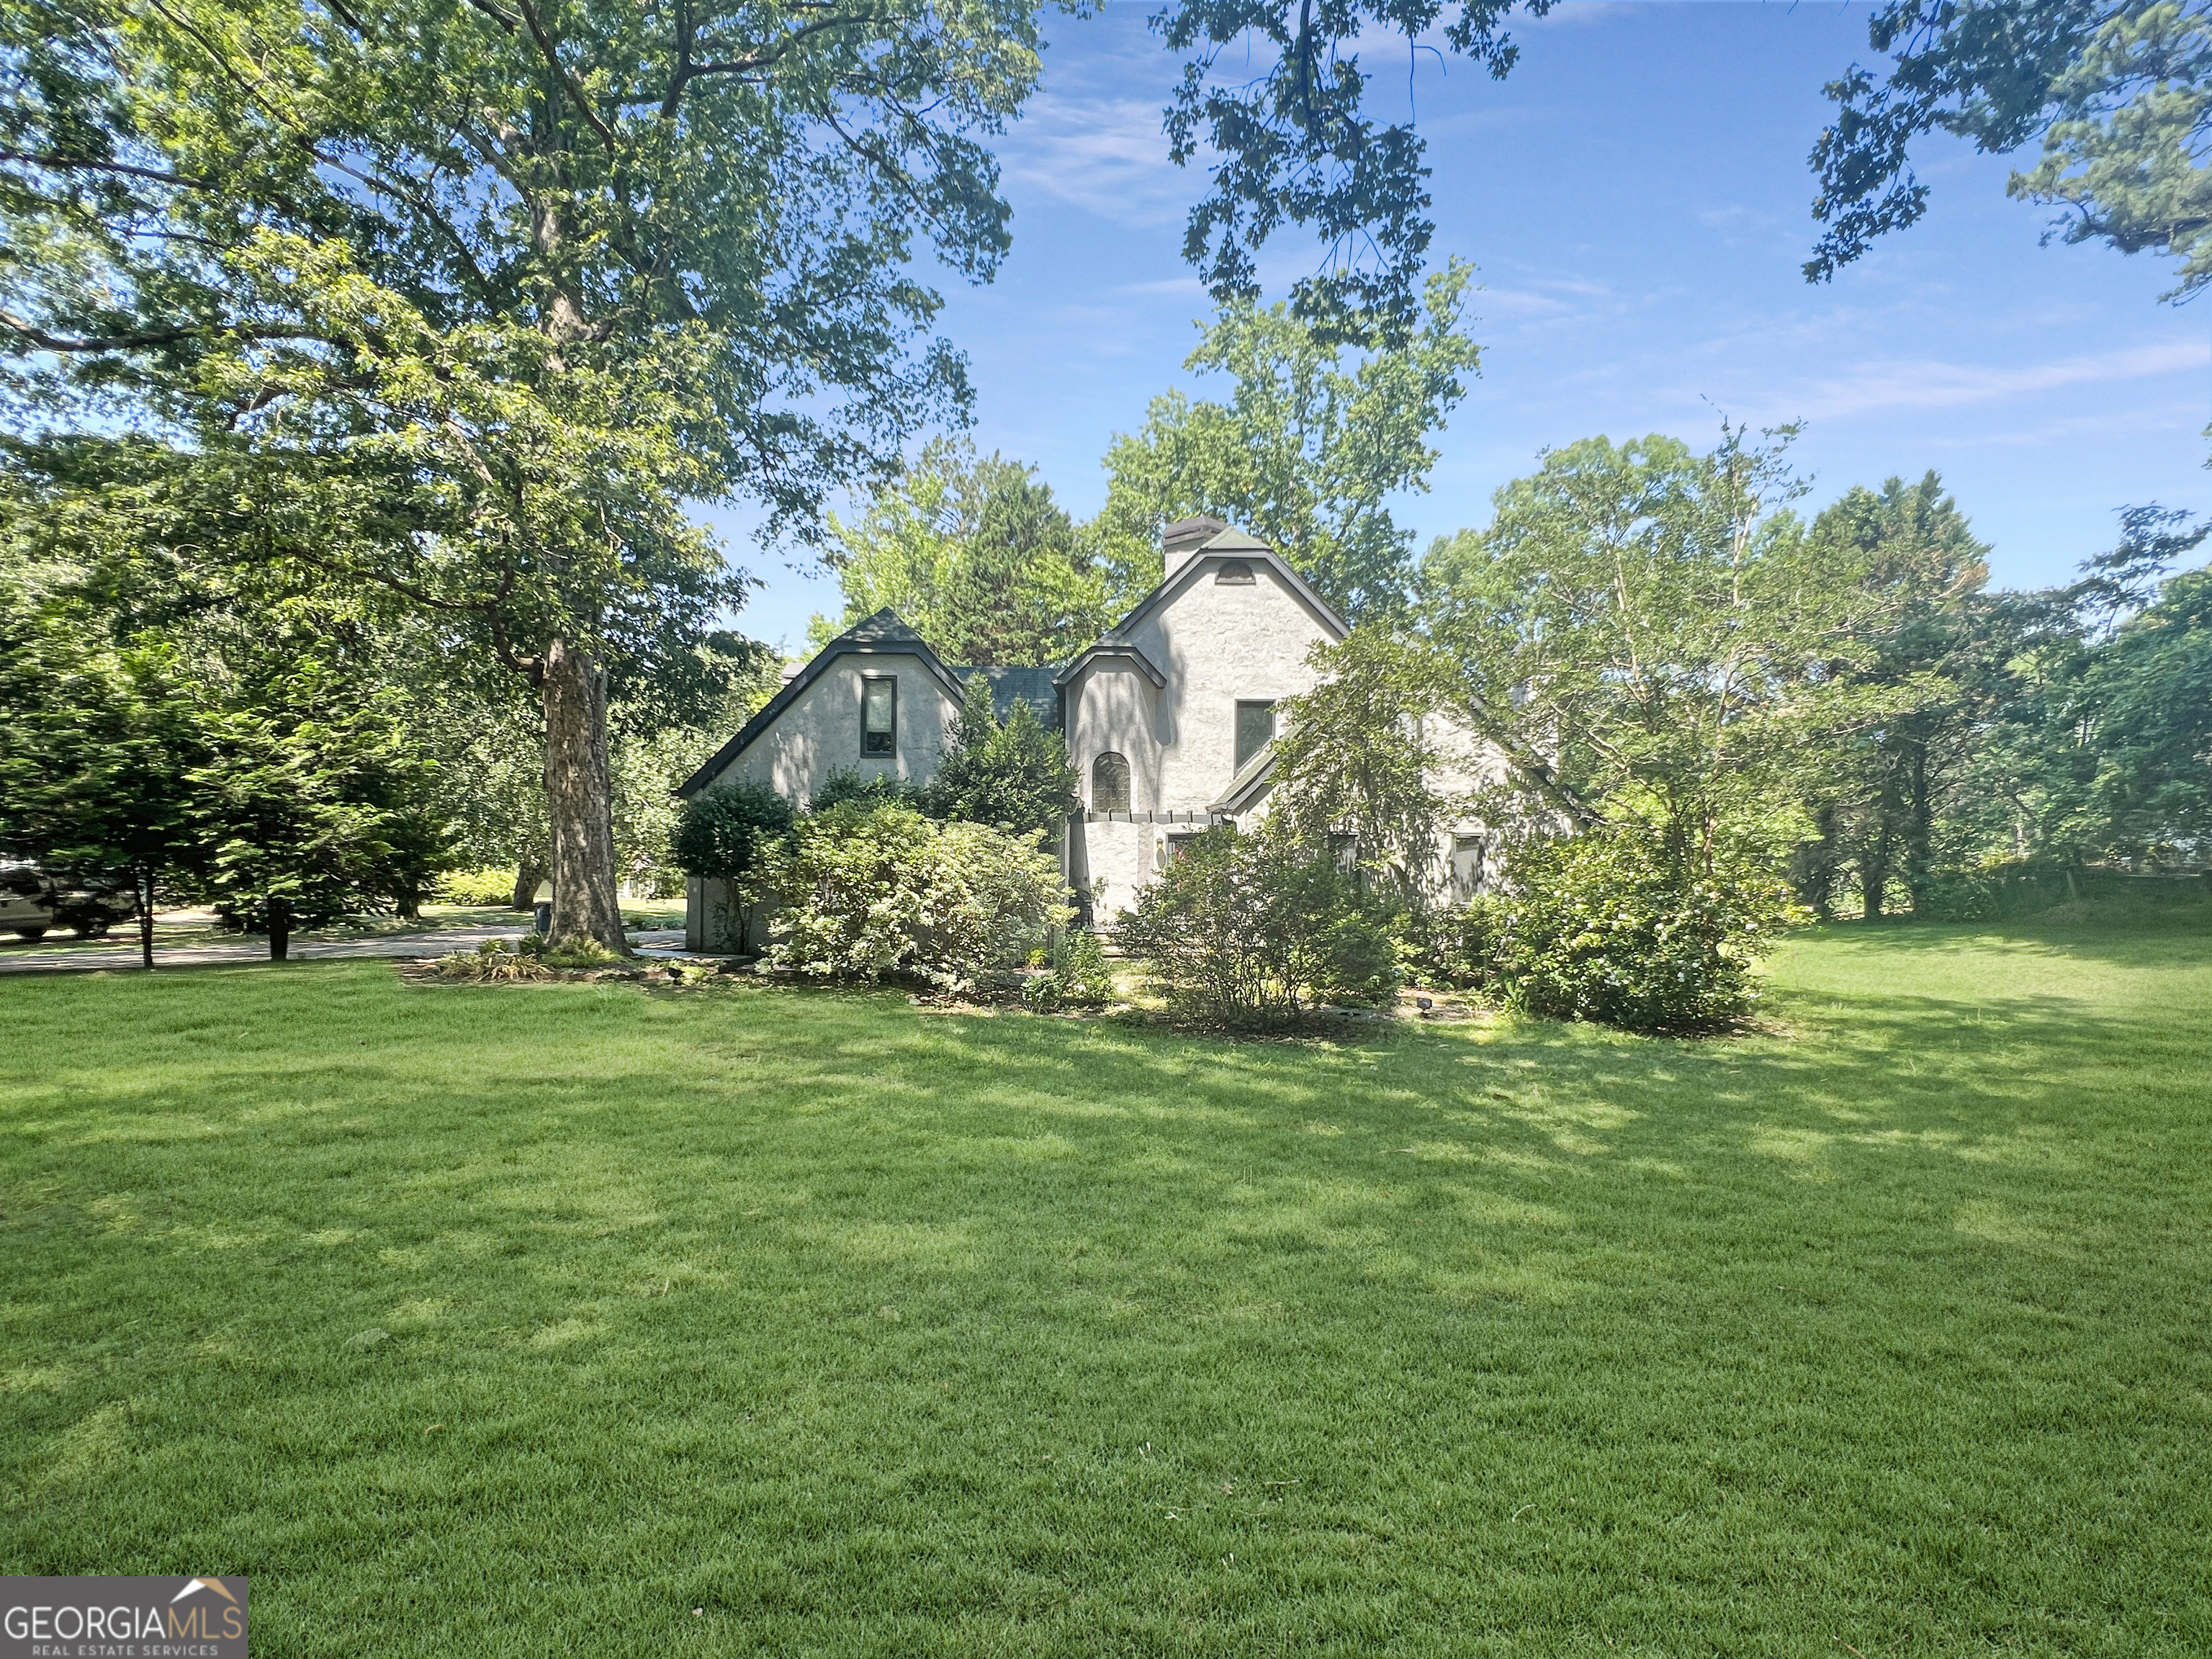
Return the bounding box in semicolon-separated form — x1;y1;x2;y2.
1163;514;1230;576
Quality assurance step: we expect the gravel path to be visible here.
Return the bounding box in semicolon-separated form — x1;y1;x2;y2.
0;927;689;975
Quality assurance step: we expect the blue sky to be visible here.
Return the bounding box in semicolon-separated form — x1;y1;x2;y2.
714;0;2211;650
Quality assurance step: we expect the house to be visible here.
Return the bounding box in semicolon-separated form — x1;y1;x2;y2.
677;516;1506;950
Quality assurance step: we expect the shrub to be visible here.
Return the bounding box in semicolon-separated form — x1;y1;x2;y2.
425;939;553;982
810;768;931;812
760;802;1069;992
426;935;631;981
670;780;796;879
1400;895;1509;989
1022;927;1118;1012
437;868;519;907
1115;823;1398;1030
526;935;628;973
1915;871;2000;922
1489;832;1802;1033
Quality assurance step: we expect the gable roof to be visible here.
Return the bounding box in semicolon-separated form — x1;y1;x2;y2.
1210;742;1280;814
675;608;968;798
1105;524;1348;645
1051;640;1167;691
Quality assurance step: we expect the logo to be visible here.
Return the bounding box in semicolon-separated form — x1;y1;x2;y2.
2;1575;247;1657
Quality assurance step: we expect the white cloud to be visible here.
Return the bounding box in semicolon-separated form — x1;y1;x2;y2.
1789;340;2210;421
1003;93;1190;227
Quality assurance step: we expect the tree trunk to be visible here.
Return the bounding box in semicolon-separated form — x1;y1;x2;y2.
1860;832;1891;921
136;866;156;971
511;863;547;911
1901;734;1935;917
541;637;630;954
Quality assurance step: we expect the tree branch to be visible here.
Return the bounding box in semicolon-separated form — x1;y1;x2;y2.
0;310;331;354
515;0;617;149
0;148;210;189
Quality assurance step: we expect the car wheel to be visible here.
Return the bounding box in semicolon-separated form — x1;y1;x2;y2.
13;927;47;941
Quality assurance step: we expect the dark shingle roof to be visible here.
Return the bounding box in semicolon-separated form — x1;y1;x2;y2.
953;664;1061;729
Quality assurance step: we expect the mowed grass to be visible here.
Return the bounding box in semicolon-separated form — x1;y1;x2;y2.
2;919;2208;1656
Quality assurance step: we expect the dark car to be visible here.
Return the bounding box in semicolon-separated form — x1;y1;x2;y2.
0;863;136;941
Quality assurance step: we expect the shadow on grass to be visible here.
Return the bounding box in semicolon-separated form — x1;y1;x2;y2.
1804;907;2212;967
2;953;2208;1653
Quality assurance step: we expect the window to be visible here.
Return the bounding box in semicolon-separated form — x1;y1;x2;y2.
860;675;896;756
1452;833;1487;899
1233;699;1276;772
1214;559;1256;585
1091;751;1131;814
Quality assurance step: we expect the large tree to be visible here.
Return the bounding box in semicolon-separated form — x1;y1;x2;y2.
1806;0;2212;297
1793;472;1999;918
1421;428;1909;873
0;437;459;945
1094;260;1480;621
815;439;1123;665
1;0;1046;950
4;0;1557;950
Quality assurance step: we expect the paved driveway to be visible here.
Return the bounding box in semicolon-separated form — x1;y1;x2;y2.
0;927;688;974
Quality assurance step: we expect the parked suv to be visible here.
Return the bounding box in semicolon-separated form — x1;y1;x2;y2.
0;863;135;941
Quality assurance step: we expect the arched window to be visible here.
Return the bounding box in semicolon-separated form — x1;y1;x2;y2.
1091;752;1131;814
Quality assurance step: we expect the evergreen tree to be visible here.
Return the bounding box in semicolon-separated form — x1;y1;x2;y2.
928;677;1077;840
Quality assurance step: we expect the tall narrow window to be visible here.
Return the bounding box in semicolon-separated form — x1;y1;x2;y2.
1091;752;1131;814
1233;699;1276;771
1452;833;1487;899
1092;752;1132;814
861;676;896;756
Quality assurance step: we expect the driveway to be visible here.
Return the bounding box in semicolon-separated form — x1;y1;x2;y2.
0;927;690;974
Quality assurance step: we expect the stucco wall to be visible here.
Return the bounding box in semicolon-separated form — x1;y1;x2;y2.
698;652;959;805
1066;661;1161;813
1074;818;1171;924
1070;557;1339;817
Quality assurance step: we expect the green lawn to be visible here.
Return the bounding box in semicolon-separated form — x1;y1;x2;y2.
3;919;2207;1655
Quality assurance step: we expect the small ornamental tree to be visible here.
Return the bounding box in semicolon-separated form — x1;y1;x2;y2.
1488;830;1805;1034
670;779;796;954
1116;823;1398;1030
1271;629;1459;907
929;677;1079;840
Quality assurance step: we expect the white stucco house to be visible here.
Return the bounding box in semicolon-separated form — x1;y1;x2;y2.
678;516;1506;950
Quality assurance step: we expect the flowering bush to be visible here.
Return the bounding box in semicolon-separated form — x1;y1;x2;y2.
1115;823;1398;1030
1490;832;1804;1033
760;803;1069;992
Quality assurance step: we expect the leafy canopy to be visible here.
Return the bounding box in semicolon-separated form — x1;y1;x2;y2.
1421;427;1912;870
1095;260;1480;621
816;439;1125;666
1807;0;2212;298
1155;0;1550;339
